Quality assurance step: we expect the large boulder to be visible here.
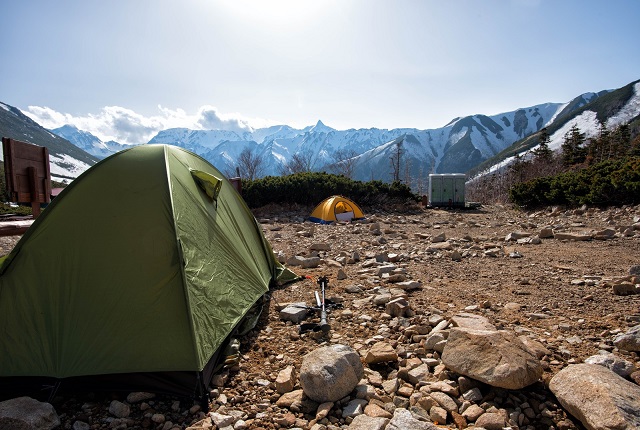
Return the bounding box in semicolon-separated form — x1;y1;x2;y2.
0;397;60;430
300;344;364;403
449;312;496;330
549;363;640;430
441;327;543;389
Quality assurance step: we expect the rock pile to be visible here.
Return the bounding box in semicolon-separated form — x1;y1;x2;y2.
1;204;639;429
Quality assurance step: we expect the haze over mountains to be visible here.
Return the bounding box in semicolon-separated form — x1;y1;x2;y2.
1;79;639;185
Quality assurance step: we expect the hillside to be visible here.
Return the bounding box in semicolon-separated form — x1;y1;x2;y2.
0;102;98;181
470;80;640;178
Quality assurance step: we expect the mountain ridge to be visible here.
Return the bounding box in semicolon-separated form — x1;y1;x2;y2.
2;78;639;186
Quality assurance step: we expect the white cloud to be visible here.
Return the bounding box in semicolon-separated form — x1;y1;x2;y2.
23;105;277;145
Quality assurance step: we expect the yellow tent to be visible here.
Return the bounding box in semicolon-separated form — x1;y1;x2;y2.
309;195;365;224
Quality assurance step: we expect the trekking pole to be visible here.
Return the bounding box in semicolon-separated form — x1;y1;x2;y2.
316;275;331;333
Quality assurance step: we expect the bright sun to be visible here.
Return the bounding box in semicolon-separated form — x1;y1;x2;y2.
216;0;331;27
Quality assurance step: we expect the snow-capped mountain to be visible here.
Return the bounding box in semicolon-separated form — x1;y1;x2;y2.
4;79;638;188
474;80;640;178
147;102;575;183
0;102;98;182
50;124;129;160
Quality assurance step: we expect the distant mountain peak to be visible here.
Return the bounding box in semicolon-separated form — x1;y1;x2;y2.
310;120;332;133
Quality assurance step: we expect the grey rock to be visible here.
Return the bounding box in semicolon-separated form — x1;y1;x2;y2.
584;353;636;377
280;302;309;324
0;397;60;430
550;363;640;430
302;256;321;268
210;412;235;428
347;414;389;430
109;400;130;418
613;324;640;352
386;408;439;430
342;399;368;418
553;231;592;241
300;344;364;403
406;364;432;385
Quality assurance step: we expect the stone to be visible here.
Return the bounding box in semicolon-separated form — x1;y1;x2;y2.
441;328;543;390
315;401;334;420
386;408;439;430
0;397;60;430
429;405;447;424
364;403;393;418
518;335;552;359
309;243;331;251
584;353;636;377
613;324;640;352
385;297;410;318
342;399;368;418
300;344;364;403
549;363;640;430
210;412;235;428
126;392;156;403
462;387;483;403
553;231;592;241
612;282;639;295
364;342;398;364
280;302;309;324
429;380;458;396
108;400;130;418
406;364;432;385
429;391;457;413
276;389;304;408
276;365;297;393
461;404;485;421
347;414;389;430
539;228;554;238
449;312;496;330
395;281;422;291
505;231;530;241
302;256;321;268
475;412;506;430
382;378;399;395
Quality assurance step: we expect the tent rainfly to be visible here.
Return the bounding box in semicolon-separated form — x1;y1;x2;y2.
308;195;365;224
0;144;297;402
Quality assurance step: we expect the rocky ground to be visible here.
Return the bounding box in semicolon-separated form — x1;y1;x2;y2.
1;203;639;429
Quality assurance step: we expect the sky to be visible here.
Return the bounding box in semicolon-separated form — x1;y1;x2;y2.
1;0;639;145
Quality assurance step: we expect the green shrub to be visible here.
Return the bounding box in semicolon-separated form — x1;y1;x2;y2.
242;172;418;208
509;157;640;208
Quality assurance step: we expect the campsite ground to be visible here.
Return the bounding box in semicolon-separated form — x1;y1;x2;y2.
1;203;639;429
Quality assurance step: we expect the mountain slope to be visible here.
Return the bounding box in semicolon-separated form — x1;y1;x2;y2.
50;124;129;160
470;79;640;177
0;102;98;181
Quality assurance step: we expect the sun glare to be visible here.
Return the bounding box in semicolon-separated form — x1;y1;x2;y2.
217;0;330;26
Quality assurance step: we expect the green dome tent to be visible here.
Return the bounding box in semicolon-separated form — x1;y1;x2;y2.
0;144;297;401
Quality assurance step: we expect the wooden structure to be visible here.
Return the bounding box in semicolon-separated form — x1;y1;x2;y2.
2;137;51;218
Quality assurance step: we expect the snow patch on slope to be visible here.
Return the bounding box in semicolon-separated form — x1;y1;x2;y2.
607;82;640;127
49;153;93;180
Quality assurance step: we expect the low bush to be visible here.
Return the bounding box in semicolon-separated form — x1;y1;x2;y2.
509;156;640;208
242;172;418;209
